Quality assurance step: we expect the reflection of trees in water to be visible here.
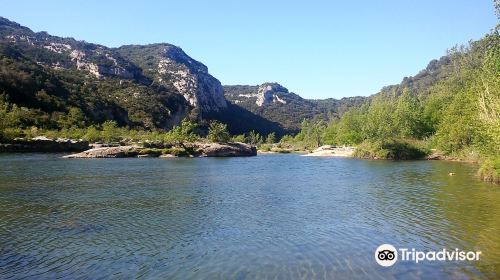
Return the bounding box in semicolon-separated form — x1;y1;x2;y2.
430;162;500;278
365;160;500;278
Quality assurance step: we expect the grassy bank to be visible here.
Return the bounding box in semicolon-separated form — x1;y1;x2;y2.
478;157;500;184
353;139;429;160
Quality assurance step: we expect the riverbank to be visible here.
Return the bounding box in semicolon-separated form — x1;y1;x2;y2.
302;145;355;157
0;136;89;153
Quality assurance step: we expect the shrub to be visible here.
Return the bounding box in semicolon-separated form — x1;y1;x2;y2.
231;134;246;143
354;139;429;160
478;156;500;184
207;121;231;143
101;120;120;143
164;119;199;145
266;132;276;144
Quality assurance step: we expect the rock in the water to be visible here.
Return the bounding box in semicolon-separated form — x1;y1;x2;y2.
196;142;256;157
63;146;138;158
64;142;257;158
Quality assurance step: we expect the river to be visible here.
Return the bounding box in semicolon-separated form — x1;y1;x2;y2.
0;153;499;279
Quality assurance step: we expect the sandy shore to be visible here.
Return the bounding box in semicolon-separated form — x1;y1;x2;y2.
302;146;355;157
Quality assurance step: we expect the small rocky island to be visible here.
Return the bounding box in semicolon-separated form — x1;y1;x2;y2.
63;142;257;158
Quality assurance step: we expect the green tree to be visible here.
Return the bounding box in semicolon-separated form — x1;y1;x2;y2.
362;97;397;140
58;107;86;129
279;134;294;144
296;119;326;149
101;120;120;143
334;109;365;145
247;130;263;145
265;132;276;144
83;125;101;143
164;118;199;145
207;121;231;143
394;89;425;138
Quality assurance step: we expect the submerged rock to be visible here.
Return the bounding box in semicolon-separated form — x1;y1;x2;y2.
63;146;138;158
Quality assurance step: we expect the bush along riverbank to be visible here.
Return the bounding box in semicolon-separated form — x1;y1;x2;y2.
275;27;499;184
352;139;429;160
477;157;500;184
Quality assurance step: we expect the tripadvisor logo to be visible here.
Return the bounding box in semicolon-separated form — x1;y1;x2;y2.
375;244;398;267
375;244;481;267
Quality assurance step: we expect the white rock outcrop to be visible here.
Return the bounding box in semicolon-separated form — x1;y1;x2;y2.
256;83;289;106
156;46;227;113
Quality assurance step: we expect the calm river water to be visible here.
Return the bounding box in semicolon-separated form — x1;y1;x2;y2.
0;153;499;279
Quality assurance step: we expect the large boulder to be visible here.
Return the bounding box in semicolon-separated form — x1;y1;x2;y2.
196;142;256;157
63;146;138;158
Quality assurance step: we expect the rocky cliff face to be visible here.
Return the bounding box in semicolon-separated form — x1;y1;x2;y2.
156;46;226;112
118;44;227;114
0;16;227;118
225;83;291;107
0;17;191;129
0;18;144;81
255;83;289;106
0;16;367;135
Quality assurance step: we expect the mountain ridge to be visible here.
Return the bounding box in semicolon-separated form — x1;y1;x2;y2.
0;16;370;136
0;16;457;137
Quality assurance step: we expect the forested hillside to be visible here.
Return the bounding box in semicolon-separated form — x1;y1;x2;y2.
0;17;193;137
1;9;498;183
286;17;499;182
0;16;366;139
224;83;366;131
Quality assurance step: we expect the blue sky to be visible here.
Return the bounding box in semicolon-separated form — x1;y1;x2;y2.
1;0;497;99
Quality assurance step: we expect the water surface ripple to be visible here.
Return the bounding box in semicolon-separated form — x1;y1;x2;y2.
0;153;499;279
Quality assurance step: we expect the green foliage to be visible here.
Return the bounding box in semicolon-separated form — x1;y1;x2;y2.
293;119;326;149
354;139;429;160
231;134;246;143
279;134;294;144
83;126;100;143
207;121;231;143
246;130;263;145
478;156;500;184
324;108;364;145
394;89;426;138
288;20;498;182
258;144;272;151
0;94;8;141
223;84;366;132
265;132;276;144
0;39;188;132
58;107;86;129
101;120;120;143
163;118;199;145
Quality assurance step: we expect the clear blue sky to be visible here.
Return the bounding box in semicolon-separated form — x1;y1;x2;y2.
1;0;497;99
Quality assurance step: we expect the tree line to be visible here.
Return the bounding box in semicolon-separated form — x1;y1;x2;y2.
280;23;499;182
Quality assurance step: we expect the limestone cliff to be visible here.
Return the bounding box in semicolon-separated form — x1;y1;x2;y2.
117;44;227;114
